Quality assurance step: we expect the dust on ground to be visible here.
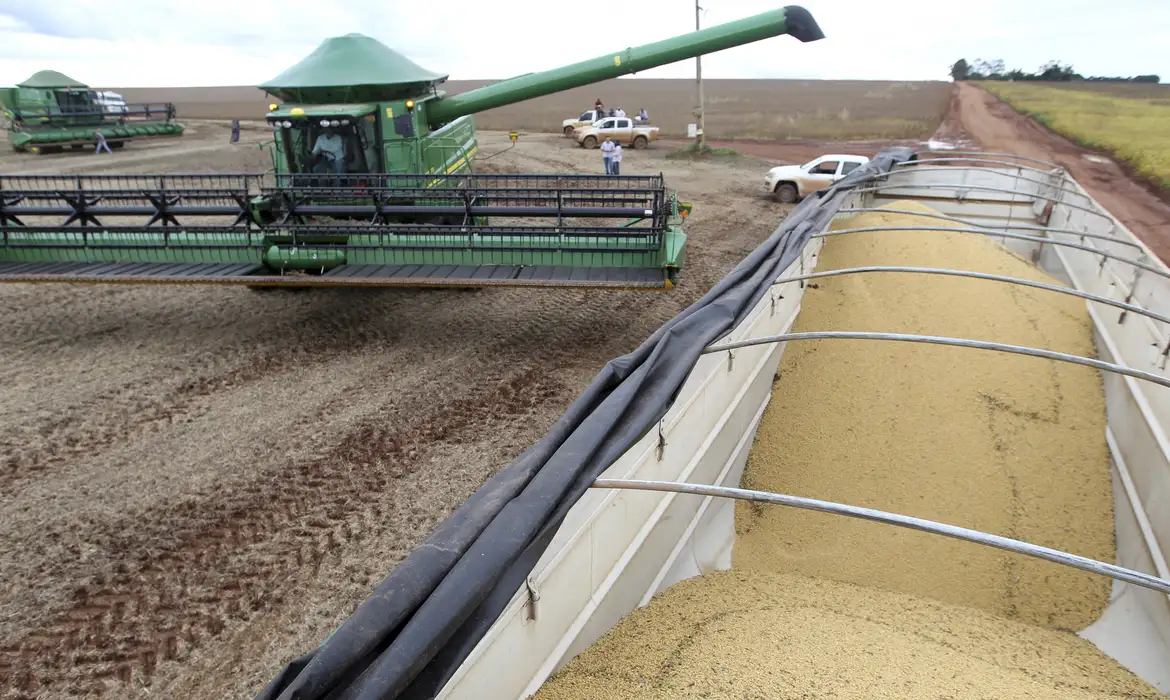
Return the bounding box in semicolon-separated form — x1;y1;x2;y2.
0;123;838;699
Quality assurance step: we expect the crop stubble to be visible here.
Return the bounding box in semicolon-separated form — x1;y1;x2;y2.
0;126;789;699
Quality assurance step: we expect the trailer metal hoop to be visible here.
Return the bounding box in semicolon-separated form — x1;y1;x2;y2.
831;208;1144;250
700;331;1170;391
853;182;1112;223
882;164;1090;206
770;265;1170;328
909;150;1062;170
813;226;1170;282
590;479;1170;596
894;157;1060;175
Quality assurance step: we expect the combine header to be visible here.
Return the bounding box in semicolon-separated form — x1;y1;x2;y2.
0;70;183;153
0;6;825;290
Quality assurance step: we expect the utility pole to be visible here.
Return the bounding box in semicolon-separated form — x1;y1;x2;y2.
695;0;707;152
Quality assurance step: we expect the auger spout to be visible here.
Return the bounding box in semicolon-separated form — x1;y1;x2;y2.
426;5;824;126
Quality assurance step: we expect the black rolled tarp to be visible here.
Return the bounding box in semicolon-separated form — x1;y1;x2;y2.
257;147;918;700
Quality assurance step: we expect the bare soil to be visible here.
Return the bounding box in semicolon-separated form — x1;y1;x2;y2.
951;82;1170;263
0;122;891;700
113;79;951;141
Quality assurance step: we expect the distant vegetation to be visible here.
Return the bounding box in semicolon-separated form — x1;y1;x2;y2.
951;59;1160;84
980;82;1170;188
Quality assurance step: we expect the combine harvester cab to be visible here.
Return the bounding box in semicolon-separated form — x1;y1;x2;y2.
255;148;1170;698
0;70;183;153
0;6;826;291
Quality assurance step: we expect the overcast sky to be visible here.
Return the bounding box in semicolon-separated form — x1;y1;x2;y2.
0;0;1165;87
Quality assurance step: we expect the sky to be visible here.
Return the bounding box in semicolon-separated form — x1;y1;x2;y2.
0;0;1166;87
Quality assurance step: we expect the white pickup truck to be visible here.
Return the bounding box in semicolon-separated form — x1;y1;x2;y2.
574;116;659;149
764;154;870;203
563;109;605;136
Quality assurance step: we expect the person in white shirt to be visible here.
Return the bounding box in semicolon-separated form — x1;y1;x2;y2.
600;136;616;174
636;108;648;123
610;142;623;175
312;126;347;174
615;107;626;119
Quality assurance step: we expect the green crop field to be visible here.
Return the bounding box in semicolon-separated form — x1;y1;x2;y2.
980;81;1170;188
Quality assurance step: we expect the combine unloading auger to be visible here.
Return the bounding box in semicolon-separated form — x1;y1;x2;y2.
0;6;824;290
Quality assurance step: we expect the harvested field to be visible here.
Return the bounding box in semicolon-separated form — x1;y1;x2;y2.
112;78;952;141
533;201;1156;698
0;122;822;700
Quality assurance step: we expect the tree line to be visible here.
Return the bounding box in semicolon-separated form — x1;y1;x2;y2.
950;59;1160;84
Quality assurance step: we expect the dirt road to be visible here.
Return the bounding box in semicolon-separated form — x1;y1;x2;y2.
951;82;1170;263
0;125;833;699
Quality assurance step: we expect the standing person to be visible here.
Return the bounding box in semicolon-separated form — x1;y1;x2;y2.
595;98;604;112
93;130;112;154
600;135;615;174
610;141;623;175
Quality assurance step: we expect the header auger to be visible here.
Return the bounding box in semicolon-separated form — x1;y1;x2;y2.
0;6;824;290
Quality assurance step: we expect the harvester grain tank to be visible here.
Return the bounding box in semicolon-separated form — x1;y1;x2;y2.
0;70;183;153
0;6;824;290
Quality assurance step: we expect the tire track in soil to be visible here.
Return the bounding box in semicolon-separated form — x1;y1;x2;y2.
0;365;566;698
2;349;315;492
0;274;668;695
0;292;383;492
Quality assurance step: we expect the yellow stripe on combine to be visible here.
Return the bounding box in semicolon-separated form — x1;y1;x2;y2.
425;144;479;188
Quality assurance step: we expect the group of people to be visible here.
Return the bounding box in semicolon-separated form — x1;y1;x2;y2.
600;136;623;175
593;99;649;123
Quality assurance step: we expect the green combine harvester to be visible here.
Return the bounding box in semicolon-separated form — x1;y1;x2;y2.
0;70;183;153
0;6;823;290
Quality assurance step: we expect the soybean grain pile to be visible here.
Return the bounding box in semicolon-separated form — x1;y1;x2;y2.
534;201;1161;698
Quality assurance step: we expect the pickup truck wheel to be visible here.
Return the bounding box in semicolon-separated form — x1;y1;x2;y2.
563;125;576;136
582;135;597;149
773;183;798;204
632;135;648;150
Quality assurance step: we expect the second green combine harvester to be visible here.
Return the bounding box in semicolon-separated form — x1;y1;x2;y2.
0;6;823;290
1;70;184;153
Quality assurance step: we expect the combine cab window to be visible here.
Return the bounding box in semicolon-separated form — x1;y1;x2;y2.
275;114;381;180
